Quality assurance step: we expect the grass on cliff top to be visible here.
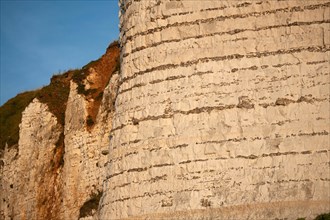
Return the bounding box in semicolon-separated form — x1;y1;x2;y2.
0;40;120;155
0;90;38;153
0;70;73;156
37;70;73;125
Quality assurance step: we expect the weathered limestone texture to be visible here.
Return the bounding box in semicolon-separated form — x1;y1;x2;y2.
62;73;119;220
0;99;63;220
100;0;330;219
0;44;119;220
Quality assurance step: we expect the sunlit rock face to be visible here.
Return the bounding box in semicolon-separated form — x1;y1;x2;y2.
99;0;330;219
1;99;63;220
0;44;120;220
1;1;329;219
62;73;119;220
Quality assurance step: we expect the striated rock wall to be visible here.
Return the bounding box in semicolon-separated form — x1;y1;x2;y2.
62;73;119;220
100;0;330;219
1;1;329;219
1;99;63;220
0;44;120;220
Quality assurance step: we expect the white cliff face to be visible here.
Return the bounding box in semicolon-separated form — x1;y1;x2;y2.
1;1;329;219
0;38;119;219
0;99;62;220
0;70;119;220
62;73;119;220
99;0;330;219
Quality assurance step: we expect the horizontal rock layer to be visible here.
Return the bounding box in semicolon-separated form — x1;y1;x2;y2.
100;0;330;219
1;99;63;220
0;44;120;220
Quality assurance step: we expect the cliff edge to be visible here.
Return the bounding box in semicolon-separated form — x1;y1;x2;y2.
0;41;120;220
1;0;330;219
99;1;330;219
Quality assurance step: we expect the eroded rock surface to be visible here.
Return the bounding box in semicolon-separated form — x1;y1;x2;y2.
1;99;63;220
99;1;330;219
62;73;119;220
0;43;120;220
1;1;329;219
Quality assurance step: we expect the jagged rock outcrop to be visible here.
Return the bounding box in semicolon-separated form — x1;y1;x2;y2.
1;1;330;219
1;99;63;220
62;73;119;220
99;0;330;219
0;42;119;220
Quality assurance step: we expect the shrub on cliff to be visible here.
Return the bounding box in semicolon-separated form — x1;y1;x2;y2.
0;40;120;155
0;71;72;157
0;90;38;156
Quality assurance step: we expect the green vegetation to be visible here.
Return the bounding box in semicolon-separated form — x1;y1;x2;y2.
36;71;73;125
71;56;109;96
71;59;105;99
315;213;330;220
296;213;330;220
0;90;38;156
71;40;120;130
79;191;103;218
71;67;92;96
0;40;120;155
0;70;73;157
86;115;94;127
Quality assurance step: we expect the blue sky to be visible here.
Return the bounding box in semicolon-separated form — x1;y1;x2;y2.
0;0;119;105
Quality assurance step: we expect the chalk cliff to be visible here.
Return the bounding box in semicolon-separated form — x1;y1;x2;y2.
99;0;330;219
1;1;330;220
0;42;120;220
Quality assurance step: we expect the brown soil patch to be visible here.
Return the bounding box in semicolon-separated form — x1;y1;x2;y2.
72;41;120;131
